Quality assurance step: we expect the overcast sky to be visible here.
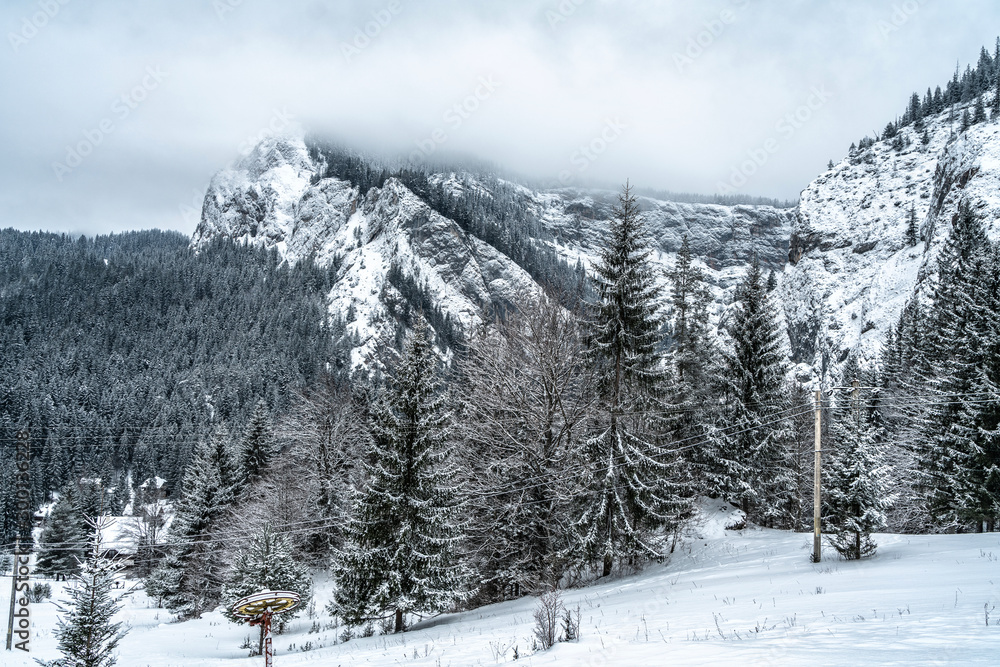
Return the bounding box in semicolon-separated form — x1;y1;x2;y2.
2;0;998;235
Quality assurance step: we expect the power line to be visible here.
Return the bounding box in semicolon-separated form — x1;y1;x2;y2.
4;403;824;554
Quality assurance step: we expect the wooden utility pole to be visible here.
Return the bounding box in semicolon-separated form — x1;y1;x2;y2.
5;539;17;651
813;388;822;563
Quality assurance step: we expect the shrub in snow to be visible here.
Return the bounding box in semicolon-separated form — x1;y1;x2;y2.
533;589;563;650
28;582;52;603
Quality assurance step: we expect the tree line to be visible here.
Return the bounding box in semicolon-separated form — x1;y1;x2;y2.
850;37;1000;155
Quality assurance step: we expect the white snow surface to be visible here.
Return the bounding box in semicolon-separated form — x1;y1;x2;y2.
8;508;999;666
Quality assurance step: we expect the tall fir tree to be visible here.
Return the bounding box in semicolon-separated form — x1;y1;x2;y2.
239;401;275;487
974;95;987;124
665;235;721;490
905;204;919;247
720;255;795;525
46;523;128;667
331;321;468;633
666;235;715;390
576;182;686;578
222;524;312;654
824;372;894;559
36;485;88;579
917;203;996;528
993;38;1000;117
146;428;236;618
0;454;19;549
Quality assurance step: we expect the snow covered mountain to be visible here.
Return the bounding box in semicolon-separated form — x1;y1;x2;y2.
193;93;1000;379
782;100;1000;383
192;136;794;365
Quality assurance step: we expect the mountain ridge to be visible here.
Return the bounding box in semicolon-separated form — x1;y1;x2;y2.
193;136;795;366
193;82;1000;381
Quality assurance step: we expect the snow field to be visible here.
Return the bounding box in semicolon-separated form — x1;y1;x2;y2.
5;505;999;666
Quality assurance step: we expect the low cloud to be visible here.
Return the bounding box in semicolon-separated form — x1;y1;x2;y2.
1;0;997;234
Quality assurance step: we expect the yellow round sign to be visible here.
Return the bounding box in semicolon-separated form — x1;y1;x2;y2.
231;590;301;619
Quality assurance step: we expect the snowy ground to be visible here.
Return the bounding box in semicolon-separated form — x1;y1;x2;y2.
6;503;998;666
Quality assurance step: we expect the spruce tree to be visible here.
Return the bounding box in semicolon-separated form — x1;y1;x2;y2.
576;182;685;578
904;204;919;247
720;255;795;525
993;38;1000;118
951;366;1000;531
46;525;128;667
0;455;18;549
239;401;275;486
824;378;894;559
36;486;88;579
908;92;921;127
223;524;312;654
665;236;721;490
146;428;236;619
917;203;996;528
77;480;111;522
667;235;714;390
331;321;467;633
974;95;987;124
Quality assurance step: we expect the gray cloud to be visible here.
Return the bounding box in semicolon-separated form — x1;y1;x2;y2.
1;0;997;234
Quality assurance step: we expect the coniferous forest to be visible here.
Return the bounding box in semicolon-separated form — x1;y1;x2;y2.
0;230;347;545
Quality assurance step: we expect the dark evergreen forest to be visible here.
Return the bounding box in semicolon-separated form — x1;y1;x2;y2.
0;229;348;545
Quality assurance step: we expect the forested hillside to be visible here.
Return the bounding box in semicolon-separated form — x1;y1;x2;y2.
0;230;347;545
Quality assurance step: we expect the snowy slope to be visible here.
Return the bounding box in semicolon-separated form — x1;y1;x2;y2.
193;136;795;366
10;514;999;666
783;100;1000;382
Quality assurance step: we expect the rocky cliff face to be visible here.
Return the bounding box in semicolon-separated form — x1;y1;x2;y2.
782;101;1000;384
193;136;795;366
194;105;1000;379
194;137;545;366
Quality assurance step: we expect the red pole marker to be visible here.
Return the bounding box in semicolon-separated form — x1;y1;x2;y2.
233;591;300;666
